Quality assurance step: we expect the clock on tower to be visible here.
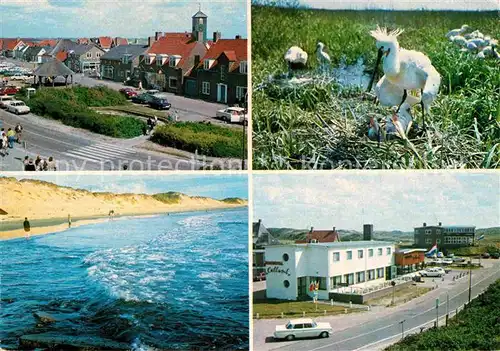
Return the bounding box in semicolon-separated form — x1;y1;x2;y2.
192;7;208;42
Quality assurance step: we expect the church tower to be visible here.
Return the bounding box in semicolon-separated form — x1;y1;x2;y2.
192;5;208;42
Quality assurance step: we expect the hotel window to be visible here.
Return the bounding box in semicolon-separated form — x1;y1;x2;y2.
368;269;375;281
239;60;247;74
378;248;383;256
330;275;342;288
310;277;327;290
356;271;365;283
386;247;391;255
358;250;363;259
368;249;374;257
377;268;384;278
202;81;210;95
283;280;290;288
347;251;352;260
344;273;354;286
332;252;340;262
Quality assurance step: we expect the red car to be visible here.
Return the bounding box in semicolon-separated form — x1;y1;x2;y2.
119;87;138;99
0;86;20;95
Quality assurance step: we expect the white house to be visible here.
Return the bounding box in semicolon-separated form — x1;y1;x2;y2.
265;241;396;301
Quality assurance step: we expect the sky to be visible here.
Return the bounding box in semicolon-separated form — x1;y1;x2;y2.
299;0;498;10
0;0;247;39
253;172;500;232
12;173;248;200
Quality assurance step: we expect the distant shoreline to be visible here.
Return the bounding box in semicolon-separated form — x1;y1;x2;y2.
0;206;247;241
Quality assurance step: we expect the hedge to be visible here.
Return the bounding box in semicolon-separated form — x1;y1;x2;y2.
151;122;245;158
18;87;144;138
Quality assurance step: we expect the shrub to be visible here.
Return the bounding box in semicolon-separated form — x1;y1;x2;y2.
18;87;144;138
151;122;245;158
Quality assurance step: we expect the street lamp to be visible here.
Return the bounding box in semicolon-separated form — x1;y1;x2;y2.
241;92;248;170
468;258;472;305
391;280;396;305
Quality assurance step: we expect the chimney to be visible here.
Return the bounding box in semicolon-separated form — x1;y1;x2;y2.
423;222;427;227
235;35;242;39
155;32;163;41
332;227;336;232
363;224;373;241
194;55;200;67
148;36;155;48
258;219;262;224
310;227;314;232
213;31;221;43
439;222;442;226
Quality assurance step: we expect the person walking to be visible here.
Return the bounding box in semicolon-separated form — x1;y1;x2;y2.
1;132;8;156
68;214;72;228
6;128;15;148
23;217;31;240
15;123;23;143
24;158;36;171
46;156;56;171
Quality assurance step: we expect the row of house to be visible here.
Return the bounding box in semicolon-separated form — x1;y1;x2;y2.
1;10;247;105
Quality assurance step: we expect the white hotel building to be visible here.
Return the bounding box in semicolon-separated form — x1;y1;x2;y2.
265;241;396;301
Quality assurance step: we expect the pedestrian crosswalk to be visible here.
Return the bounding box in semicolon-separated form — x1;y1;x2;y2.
62;142;138;164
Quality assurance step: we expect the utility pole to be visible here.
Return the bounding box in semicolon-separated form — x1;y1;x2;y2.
446;293;449;326
435;298;439;328
241;92;248;170
468;258;472;305
400;319;405;339
391;281;396;305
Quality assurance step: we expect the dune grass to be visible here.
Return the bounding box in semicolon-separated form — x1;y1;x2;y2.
252;5;500;169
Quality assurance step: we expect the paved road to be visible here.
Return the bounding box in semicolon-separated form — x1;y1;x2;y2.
253;260;500;351
0;109;203;171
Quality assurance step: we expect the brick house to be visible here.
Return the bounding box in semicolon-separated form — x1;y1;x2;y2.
100;44;148;82
186;36;247;105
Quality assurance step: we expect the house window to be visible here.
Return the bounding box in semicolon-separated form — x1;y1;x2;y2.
283;253;289;262
358;249;363;259
356;271;365;283
157;56;163;66
332;252;340;262
346;251;352;260
378;248;383;256
377;268;384;278
146;55;155;65
220;65;227;81
204;60;211;70
309;277;326;290
425;229;431;235
86;52;92;58
283;280;290;288
169;77;178;89
330;275;342;288
367;269;375;281
239;60;247;74
169;56;178;67
236;86;247;100
426;238;432;244
368;249;374;257
122;55;131;64
386;247;391;255
202;81;210;95
103;65;114;78
96;52;101;58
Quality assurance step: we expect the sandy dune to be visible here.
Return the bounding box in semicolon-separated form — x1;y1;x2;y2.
0;177;247;239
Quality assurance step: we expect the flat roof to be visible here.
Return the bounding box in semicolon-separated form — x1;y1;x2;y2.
268;241;394;249
396;249;427;254
415;225;476;229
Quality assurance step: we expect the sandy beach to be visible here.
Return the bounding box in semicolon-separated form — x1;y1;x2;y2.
0;177;247;240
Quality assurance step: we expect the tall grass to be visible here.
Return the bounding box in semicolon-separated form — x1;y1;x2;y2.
252;6;500;169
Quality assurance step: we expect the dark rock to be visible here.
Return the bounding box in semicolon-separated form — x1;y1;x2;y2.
33;312;57;324
19;333;130;350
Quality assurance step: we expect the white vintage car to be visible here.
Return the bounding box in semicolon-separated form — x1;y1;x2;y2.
274;318;332;341
216;106;247;123
6;100;30;115
421;267;445;277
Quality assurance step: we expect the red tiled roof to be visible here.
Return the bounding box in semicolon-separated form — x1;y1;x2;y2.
6;39;22;50
56;51;68;62
198;39;247;72
77;38;89;44
37;39;57;47
147;36;192;56
99;36;112;49
163;32;192;40
295;229;340;244
116;37;128;46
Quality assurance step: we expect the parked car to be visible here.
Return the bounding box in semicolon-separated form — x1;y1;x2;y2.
149;97;171;110
145;89;160;95
131;93;155;105
452;257;466;263
421;267;445;277
490;253;499;259
482;252;490;259
0;86;20;95
119;87;138;99
442;258;453;265
6;100;30;115
0;95;14;108
216;107;247;123
274;318;332;341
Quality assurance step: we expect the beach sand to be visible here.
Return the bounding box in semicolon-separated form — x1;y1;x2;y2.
0;177;247;240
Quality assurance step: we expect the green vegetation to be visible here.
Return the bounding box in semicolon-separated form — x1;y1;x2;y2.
151;122;245;158
386;279;500;351
367;286;432;307
222;198;245;204
152;192;183;204
253;299;361;319
17;87;145;138
252;5;500;169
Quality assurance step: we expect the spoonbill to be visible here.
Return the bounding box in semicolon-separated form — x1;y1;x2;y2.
374;75;420;109
368;26;441;130
316;42;331;73
466;41;478;51
446;24;469;39
284;46;308;75
451;35;467;47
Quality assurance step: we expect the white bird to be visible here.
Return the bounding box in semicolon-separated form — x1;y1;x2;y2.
471;30;484;39
374;75;420;108
446;24;469;39
476;51;486;59
479;45;500;59
316;42;331;73
466;41;478;51
451;35;467;47
468;38;486;48
369;26;441;130
284;46;308;73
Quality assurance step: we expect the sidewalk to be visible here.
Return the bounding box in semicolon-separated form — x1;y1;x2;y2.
0;143;32;171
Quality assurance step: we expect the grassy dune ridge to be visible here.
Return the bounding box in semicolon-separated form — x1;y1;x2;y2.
252;5;500;169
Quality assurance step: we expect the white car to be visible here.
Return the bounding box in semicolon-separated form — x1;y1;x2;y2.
10;74;29;81
274;318;332;341
216;107;247;123
421;267;445;277
6;100;30;115
0;95;14;109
